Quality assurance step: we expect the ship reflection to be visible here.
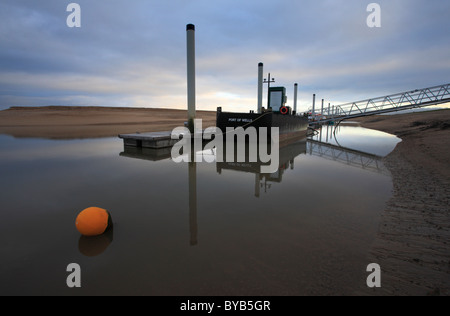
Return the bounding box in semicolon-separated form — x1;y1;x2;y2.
216;139;307;197
119;134;387;247
119;138;307;247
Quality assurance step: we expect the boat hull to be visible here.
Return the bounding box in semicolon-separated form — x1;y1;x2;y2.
216;110;308;144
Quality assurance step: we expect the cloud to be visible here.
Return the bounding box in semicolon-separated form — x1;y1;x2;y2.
0;0;449;112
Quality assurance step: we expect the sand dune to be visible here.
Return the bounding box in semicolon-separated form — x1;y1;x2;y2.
0;106;217;139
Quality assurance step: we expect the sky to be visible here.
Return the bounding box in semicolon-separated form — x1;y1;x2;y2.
0;0;449;113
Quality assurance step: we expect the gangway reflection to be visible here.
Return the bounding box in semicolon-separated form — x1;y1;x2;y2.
307;140;390;176
307;124;392;176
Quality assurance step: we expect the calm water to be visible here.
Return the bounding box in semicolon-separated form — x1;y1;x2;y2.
0;126;400;295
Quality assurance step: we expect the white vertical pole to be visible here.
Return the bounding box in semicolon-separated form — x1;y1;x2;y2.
266;73;272;109
187;23;198;245
257;62;263;114
331;105;335;124
321;99;324;119
186;24;196;133
188;160;197;246
254;174;260;197
293;83;298;114
312;94;316;118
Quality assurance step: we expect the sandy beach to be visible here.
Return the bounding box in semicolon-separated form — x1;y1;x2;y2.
355;109;450;295
0;106;449;295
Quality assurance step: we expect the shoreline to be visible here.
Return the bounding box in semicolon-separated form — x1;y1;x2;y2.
355;109;450;295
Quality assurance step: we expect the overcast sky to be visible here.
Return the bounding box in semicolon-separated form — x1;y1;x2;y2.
0;0;449;112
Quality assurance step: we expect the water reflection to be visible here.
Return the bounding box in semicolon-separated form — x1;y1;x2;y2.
188;161;198;246
309;123;401;157
119;129;393;248
120;126;395;202
0;126;397;295
120;139;309;246
216;139;307;197
78;226;114;257
307;140;389;176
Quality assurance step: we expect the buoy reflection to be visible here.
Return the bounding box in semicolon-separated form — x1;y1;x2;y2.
78;225;114;257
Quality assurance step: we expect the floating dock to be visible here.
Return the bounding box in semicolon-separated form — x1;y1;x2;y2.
119;131;177;149
119;130;213;149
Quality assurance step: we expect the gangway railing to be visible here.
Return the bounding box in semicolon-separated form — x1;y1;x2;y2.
312;83;450;124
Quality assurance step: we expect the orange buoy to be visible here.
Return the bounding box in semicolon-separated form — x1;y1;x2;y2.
75;207;112;237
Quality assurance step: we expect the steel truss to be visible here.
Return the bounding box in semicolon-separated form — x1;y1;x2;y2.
313;83;450;123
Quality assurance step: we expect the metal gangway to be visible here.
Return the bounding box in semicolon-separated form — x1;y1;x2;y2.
312;83;450;124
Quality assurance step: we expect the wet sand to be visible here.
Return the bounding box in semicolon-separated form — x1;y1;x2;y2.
0;106;217;139
355;109;450;296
